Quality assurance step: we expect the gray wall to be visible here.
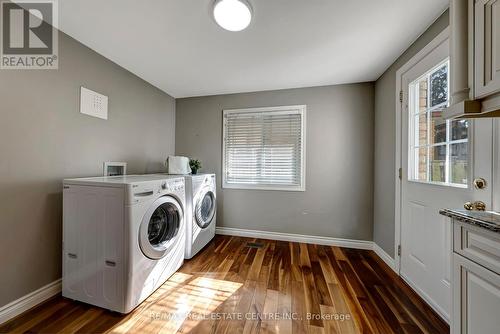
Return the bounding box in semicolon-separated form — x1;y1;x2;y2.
0;31;175;306
176;84;374;241
373;11;449;257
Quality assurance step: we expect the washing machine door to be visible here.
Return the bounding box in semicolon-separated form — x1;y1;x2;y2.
195;187;216;229
139;196;183;260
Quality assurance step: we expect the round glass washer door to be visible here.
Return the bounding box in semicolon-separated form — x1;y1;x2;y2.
195;188;216;229
139;196;183;260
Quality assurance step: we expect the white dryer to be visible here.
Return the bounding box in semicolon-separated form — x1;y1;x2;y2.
62;175;185;313
184;174;217;259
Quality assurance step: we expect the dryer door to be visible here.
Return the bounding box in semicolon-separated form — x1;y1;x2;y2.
195;187;216;229
139;196;183;259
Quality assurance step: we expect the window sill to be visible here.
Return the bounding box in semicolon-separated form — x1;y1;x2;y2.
407;179;468;189
222;183;305;192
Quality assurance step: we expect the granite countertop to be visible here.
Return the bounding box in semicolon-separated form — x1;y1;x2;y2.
439;209;500;233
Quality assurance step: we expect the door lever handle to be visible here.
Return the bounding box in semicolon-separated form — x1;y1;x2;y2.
464;201;486;211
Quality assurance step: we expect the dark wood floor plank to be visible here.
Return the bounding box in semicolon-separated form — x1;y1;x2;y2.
322;246;374;333
291;280;308;334
326;283;359;333
242;262;270;333
57;307;104;333
342;248;402;334
27;303;86;333
363;252;448;334
0;236;449;334
0;297;69;333
299;243;323;328
290;242;304;283
316;245;338;285
374;285;421;331
268;240;287;291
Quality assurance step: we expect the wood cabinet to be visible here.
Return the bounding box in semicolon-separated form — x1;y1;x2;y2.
474;0;500;99
452;221;500;334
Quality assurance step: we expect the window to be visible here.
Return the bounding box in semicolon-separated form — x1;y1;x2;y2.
408;60;469;187
222;105;306;191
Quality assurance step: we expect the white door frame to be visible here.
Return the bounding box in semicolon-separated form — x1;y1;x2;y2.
394;27;450;274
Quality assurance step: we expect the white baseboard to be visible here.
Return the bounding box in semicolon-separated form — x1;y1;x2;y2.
0;279;61;325
215;227;373;250
373;243;397;273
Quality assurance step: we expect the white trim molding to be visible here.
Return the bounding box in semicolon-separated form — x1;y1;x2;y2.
217;226;373;250
373;243;397;272
0;279;61;325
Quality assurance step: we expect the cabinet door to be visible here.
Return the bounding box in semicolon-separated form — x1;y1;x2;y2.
452;254;500;334
475;0;500;98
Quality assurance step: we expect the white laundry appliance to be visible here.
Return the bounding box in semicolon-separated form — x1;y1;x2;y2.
62;175;185;313
183;174;217;259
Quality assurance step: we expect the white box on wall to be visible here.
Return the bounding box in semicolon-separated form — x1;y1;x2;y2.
80;87;108;120
103;162;127;176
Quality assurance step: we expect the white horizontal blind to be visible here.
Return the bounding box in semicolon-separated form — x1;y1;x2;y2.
223;106;306;190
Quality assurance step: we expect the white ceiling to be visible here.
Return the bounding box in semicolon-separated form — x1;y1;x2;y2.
57;0;448;98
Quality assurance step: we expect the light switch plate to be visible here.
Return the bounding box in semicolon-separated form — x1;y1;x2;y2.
80;86;108;120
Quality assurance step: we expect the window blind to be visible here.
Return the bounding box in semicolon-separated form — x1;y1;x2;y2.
223;106;306;190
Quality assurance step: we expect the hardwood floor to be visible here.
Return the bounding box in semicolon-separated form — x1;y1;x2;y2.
0;235;449;333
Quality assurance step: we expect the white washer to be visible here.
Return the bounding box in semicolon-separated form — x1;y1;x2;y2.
184;174;217;259
62;175;185;313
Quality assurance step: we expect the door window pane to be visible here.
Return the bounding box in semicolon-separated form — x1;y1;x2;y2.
450;142;468;185
430;145;446;182
430;111;446;144
415;147;428;182
430;65;448;107
415;113;428;146
419;78;428;112
451;120;469;141
408;59;468;187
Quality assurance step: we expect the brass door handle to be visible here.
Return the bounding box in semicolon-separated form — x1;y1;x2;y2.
464;201;486;211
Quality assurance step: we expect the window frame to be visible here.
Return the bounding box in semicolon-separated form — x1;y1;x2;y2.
222;105;307;192
407;59;470;188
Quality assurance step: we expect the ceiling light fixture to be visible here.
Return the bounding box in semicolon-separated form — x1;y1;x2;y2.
213;0;252;32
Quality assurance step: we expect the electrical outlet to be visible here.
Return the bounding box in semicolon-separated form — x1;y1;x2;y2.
80;86;108;120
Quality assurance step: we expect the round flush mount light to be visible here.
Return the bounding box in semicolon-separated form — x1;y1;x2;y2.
213;0;252;32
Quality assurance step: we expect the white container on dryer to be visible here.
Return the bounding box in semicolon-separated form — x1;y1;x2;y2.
185;174;217;259
62;174;186;313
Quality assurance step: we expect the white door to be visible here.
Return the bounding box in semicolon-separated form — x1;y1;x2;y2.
399;37;493;321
